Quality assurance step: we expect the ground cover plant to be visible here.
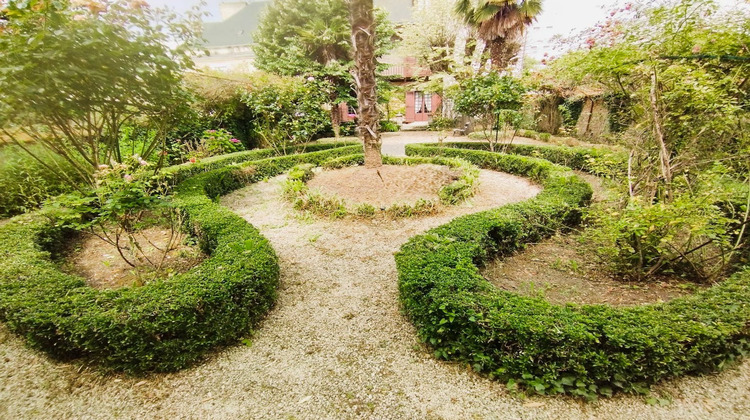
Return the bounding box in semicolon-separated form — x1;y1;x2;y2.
283;154;480;219
397;143;750;399
0;143;361;372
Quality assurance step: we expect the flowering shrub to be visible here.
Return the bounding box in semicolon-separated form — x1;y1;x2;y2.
184;129;245;161
48;155;181;272
202;129;245;155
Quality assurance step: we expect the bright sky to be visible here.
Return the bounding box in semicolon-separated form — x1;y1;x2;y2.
148;0;746;59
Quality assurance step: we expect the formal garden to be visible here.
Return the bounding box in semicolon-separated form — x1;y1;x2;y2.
0;0;748;418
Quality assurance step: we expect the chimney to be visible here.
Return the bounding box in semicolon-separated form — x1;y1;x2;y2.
219;2;247;21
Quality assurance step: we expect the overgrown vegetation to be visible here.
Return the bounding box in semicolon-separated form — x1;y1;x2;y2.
399;143;750;399
0;143;362;372
452;72;526;151
539;0;750;281
0;0;201;185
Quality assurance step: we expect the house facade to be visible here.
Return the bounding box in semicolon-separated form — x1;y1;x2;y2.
197;1;441;124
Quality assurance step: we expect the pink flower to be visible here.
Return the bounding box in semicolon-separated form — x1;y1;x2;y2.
139;159;149;166
97;164;109;170
230;138;240;143
307;76;315;82
124;174;134;182
692;45;702;54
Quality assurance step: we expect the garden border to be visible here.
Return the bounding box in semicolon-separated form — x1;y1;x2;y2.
0;143;362;373
284;154;480;219
397;143;750;398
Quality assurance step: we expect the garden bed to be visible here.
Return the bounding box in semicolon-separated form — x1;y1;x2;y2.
397;143;750;398
285;154;481;218
0;143;362;373
62;227;204;290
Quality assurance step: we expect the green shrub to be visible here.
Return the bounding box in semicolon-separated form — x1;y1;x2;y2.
380;120;400;132
426;142;627;179
398;143;750;399
538;133;552;142
161;142;359;185
0;144;84;217
0;144;361;372
428;117;457;131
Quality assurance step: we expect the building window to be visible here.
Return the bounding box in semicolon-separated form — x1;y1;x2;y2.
415;91;432;114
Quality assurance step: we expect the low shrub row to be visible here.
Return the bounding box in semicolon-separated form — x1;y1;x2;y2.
0;143;361;373
423;142;627;178
397;144;750;398
162;142;358;185
285;154;480;219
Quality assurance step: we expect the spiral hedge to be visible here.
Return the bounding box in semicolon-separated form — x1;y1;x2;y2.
398;143;750;398
0;143;361;373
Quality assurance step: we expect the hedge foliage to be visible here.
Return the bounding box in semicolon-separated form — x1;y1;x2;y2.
286;153;480;218
427;142;627;178
161;142;358;185
397;144;750;398
0;143;362;373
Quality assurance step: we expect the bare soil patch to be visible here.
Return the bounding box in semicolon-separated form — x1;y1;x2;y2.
63;227;204;289
482;233;700;307
307;164;460;208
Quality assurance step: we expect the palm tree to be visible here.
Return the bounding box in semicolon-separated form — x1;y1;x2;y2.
350;0;382;168
455;0;543;71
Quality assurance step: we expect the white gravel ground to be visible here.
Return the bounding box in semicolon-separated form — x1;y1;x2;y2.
1;171;749;419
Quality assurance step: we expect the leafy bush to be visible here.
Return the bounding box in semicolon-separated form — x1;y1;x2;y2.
399;143;750;399
183;129;246;161
453;73;526;151
587;194;741;281
428;117;457;132
48;155;183;273
380;120;400;132
241;76;332;151
538;133;552;142
0;143;362;372
0;144;83;217
432;142;627;178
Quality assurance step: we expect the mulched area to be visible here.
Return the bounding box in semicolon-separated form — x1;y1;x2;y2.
307;164;459;208
482;233;699;307
62;227;203;289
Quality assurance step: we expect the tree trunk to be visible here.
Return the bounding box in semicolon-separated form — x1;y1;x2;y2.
350;0;382;168
488;38;521;72
650;68;673;201
330;103;342;141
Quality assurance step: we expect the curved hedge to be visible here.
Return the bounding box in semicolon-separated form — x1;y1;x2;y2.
284;153;481;219
397;144;750;398
0;144;361;373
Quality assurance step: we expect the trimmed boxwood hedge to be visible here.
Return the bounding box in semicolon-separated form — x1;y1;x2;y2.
285;153;481;219
0;143;362;373
162;141;359;185
422;142;627;177
397;144;750;398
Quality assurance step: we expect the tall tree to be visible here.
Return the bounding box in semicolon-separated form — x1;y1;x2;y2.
254;0;394;140
455;0;543;71
0;0;199;185
350;0;382;168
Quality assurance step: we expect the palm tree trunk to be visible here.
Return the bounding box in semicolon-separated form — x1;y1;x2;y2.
350;0;382;168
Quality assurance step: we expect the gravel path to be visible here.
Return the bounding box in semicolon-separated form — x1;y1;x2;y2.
1;171;750;419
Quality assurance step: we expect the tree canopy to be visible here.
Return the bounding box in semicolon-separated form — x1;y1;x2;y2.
0;0;201;184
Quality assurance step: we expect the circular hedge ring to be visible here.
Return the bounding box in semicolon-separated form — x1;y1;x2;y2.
397;143;750;399
284;154;481;218
0;144;362;373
